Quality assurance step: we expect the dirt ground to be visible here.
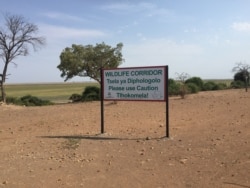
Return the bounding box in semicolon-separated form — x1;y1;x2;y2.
0;89;249;188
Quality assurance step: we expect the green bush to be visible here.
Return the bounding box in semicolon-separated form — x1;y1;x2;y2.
20;95;53;106
230;80;245;89
203;81;217;91
6;95;53;106
185;77;203;91
69;93;82;102
213;83;228;90
82;86;100;101
202;81;227;91
186;83;199;94
6;97;23;105
168;79;180;96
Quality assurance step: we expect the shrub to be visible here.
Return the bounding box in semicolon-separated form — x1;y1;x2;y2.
203;81;229;91
203;81;217;91
82;86;100;101
168;79;180;96
6;97;23;105
20;95;53;106
185;77;203;91
230;80;245;89
69;93;82;102
179;84;188;99
213;83;228;90
6;95;53;106
186;82;199;94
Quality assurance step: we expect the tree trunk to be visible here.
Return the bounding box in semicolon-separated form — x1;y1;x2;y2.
0;81;6;103
1;62;9;103
245;77;248;92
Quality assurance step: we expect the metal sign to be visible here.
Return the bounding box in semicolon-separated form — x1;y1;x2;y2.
100;65;169;138
102;66;166;101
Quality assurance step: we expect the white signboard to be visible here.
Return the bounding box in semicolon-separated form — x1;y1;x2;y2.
102;66;166;101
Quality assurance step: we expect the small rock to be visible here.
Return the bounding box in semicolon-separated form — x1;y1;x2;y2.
180;158;188;164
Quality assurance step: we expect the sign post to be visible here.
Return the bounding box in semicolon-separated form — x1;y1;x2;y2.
100;68;104;134
100;66;169;137
165;66;169;137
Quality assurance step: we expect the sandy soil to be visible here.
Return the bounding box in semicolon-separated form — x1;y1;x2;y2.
0;89;249;188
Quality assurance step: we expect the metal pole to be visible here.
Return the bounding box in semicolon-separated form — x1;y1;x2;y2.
166;66;169;138
100;68;104;134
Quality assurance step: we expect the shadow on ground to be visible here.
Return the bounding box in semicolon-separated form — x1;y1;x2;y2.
38;134;169;141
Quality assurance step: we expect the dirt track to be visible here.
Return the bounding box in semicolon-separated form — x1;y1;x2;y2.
0;89;249;188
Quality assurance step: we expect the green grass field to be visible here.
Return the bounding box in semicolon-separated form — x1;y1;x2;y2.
5;82;99;103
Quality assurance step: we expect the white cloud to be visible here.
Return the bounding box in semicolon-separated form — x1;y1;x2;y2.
231;22;250;32
39;24;106;39
141;3;174;18
101;3;135;12
101;2;174;18
41;12;87;22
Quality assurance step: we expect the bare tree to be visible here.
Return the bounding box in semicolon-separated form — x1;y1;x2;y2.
0;13;45;103
175;72;190;99
232;62;250;92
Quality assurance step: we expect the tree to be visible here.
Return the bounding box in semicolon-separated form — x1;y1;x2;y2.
234;71;249;83
232;62;250;92
175;72;190;99
57;42;124;84
0;13;45;103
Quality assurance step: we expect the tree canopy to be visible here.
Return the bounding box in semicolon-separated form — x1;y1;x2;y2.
234;71;250;83
232;62;250;92
0;13;45;102
57;42;124;83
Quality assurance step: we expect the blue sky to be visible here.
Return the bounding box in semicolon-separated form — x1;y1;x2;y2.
1;0;250;83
